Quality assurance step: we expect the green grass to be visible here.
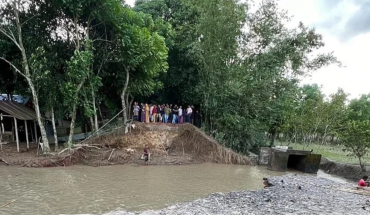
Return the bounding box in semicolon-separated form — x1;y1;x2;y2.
276;141;370;165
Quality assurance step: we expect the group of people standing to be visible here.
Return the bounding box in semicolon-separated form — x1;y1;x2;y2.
132;103;201;127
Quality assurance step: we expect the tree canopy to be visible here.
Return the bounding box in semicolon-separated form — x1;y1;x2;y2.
1;0;368;163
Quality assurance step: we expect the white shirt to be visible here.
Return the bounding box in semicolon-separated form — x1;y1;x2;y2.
133;105;139;113
187;107;192;115
179;108;183;116
150;106;154;114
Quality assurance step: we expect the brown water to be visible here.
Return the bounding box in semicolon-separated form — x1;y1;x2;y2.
0;164;347;215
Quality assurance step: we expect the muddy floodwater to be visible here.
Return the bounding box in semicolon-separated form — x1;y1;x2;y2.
0;164;347;215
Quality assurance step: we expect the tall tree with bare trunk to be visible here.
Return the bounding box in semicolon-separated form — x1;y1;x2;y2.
0;0;51;152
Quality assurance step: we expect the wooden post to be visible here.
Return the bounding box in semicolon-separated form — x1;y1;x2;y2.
0;113;3;134
34;121;38;143
31;123;35;143
14;117;19;152
25;120;29;149
0;113;2;151
11;119;14;141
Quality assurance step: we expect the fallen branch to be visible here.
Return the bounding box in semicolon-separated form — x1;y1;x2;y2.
58;147;73;155
57;145;100;155
0;158;11;165
72;143;103;148
78;145;101;150
0;199;16;208
108;149;116;161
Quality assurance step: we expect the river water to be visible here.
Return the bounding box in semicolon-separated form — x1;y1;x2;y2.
0;164;348;215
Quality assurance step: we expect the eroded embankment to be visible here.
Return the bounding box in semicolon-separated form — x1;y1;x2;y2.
320;157;368;181
171;124;254;165
0;123;255;167
84;175;370;215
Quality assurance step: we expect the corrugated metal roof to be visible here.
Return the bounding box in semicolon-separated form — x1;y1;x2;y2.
0;101;37;120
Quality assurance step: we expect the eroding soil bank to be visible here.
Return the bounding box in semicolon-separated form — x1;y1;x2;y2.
93;175;370;215
0;123;254;167
320;157;368;181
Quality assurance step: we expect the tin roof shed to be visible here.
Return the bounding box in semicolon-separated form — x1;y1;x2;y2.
0;101;37;120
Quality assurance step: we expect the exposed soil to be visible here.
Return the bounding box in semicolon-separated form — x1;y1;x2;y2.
320;157;368;181
0;123;254;168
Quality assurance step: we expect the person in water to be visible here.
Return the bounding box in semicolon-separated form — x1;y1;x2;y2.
263;177;273;188
358;175;370;187
143;146;149;165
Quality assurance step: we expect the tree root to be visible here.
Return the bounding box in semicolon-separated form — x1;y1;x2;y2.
58;145;101;155
38;144;115;167
0;158;11;165
58;147;73;155
108;149;116;161
72;143;103;148
0;199;16;208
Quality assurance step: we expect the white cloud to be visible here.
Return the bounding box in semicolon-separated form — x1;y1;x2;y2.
280;0;370;98
126;0;135;7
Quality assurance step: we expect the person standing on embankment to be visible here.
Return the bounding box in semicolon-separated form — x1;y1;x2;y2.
145;104;150;123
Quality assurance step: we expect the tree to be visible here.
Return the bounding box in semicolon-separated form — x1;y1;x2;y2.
102;6;168;124
195;0;245;131
29;47;63;151
338;120;370;172
134;0;200;104
62;48;94;147
193;0;338;154
347;94;370;122
49;0;126;145
320;89;348;144
0;0;51;152
298;84;325;144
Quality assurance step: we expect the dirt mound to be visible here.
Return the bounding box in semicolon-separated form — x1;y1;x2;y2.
170;124;254;165
86;123;178;153
0;123;254;167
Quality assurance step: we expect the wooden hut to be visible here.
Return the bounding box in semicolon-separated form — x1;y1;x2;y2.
0;101;38;152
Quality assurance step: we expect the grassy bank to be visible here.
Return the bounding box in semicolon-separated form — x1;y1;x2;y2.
277;141;370;165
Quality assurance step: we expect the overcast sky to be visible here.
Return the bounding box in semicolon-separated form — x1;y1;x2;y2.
126;0;370;99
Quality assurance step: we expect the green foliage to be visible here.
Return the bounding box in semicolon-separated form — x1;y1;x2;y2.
347;94;370;122
280;86;349;144
338;120;370;172
62;48;94;112
191;0;337;154
2;0;357;158
29;47;52;92
99;5;168;103
280;85;370;170
134;0;200;104
282;143;370;165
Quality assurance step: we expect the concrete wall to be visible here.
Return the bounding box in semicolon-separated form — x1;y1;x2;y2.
268;150;289;171
303;154;322;173
267;148;321;173
259;147;271;165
